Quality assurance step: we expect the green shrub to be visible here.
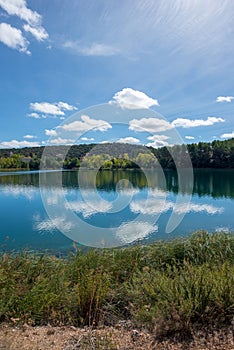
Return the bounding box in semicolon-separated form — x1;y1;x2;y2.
0;231;233;336
126;261;234;336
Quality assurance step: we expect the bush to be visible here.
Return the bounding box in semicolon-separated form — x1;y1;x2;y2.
0;231;233;337
126;261;234;337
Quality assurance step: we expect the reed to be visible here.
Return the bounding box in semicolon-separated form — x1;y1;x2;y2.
0;231;233;339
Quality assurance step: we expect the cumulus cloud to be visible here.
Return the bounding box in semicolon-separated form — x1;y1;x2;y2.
220;131;234;139
0;139;40;148
116;222;157;244
0;22;30;54
61;115;112;133
216;96;234;103
34;216;73;233
29;101;77;118
131;198;172;215
174;203;224;215
64;41;119;56
0;0;41;26
81;137;95;141
116;137;140;144
0;0;48;52
56;102;77;111
111;88;159;109
129;117;172;133
44;188;67;206
1;185;37;200
185;136;195;140
148;188;168;197
172;116;225;128
30;102;64;116
65;199;112;218
48;137;75;145
23;24;48;41
27;112;40;119
23;134;36;139
215;227;230;233
45;129;57;137
130;198;224;216
146;134;170;148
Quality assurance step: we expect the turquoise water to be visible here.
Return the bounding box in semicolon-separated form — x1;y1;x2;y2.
0;169;233;252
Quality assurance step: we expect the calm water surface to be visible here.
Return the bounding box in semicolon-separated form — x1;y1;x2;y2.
0;169;233;253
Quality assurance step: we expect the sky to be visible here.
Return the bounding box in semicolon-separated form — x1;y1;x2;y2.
0;0;234;149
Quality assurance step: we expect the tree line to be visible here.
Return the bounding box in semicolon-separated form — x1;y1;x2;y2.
0;138;233;170
150;138;234;169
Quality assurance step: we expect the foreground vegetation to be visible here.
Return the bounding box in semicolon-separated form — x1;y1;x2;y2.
0;231;234;339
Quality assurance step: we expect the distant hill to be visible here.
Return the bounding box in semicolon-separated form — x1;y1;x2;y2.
0;138;233;169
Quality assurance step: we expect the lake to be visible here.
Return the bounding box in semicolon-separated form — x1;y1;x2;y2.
0;169;233;253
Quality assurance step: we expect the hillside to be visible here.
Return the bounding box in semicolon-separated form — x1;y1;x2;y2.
0;138;233;170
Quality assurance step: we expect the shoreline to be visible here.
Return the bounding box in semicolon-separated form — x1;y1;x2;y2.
0;231;233;345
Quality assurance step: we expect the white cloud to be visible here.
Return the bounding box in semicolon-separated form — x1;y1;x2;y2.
45;129;57;137
111;88;159;109
27;112;40;119
30;102;64;116
1;185;37;200
45;188;67;206
29;101;77;117
0;22;30;54
185;136;195;140
148;188;168;197
147;135;169;141
220;131;234;139
117;187;139;197
131;198;172;215
81;137;95;141
146;134;169;148
23;24;48;41
116;222;157;244
48;137;75;145
57;101;78;111
23;134;36;139
61;115;112;133
34;216;73;233
63;41;119;56
81;43;119;56
172;116;225;128
130;198;224;216
129;117;172;133
174;203;224;215
215;227;230;233
117;137;140;144
0;139;40;148
0;0;41;26
216;96;234;103
0;0;48;51
65;199;112;218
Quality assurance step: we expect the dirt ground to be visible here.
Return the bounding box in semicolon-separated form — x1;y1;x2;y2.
0;324;233;350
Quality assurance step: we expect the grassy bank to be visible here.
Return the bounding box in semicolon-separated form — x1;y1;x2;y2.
0;231;234;340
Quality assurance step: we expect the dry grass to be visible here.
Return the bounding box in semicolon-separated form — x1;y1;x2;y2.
0;324;233;350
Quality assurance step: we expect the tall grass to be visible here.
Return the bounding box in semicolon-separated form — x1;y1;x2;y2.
128;261;234;337
0;231;233;338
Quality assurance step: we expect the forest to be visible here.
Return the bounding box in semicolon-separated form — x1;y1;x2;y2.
0;138;233;170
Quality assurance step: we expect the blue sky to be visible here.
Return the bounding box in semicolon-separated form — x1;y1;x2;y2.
0;0;233;149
